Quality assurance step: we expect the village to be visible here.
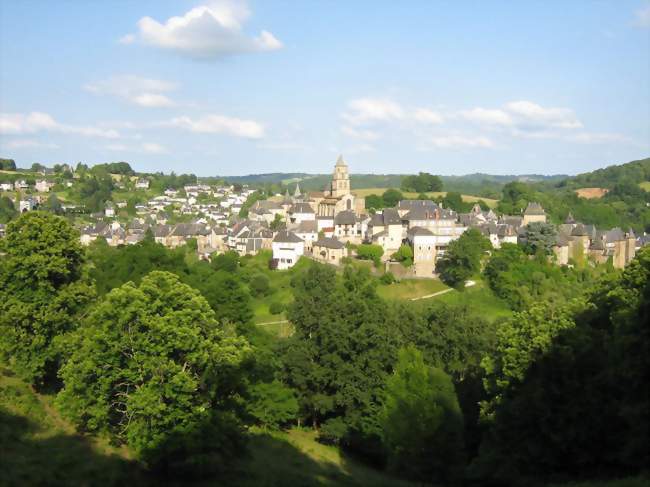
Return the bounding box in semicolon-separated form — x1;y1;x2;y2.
0;156;642;274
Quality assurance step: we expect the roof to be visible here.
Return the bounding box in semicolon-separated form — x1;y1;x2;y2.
293;220;318;233
273;230;303;243
524;202;546;215
571;224;588;237
407;226;434;237
334;210;356;225
381;208;402;225
335;155;347;167
397;199;438;210
289;202;314;214
314;237;345;249
172;223;210;237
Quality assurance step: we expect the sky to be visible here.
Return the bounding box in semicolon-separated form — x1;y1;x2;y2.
0;0;649;177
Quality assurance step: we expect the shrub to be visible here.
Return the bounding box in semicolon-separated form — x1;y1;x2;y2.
269;302;285;315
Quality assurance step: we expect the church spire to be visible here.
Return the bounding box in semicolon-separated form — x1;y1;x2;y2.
294;183;301;198
335;154;347;167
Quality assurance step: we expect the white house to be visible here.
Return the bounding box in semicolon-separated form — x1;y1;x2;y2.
35;179;53;192
0;183;12;191
271;230;304;270
135;178;150;189
14;180;29;190
104;201;115;218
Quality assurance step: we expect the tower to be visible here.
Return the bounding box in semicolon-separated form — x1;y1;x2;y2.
330;155;350;198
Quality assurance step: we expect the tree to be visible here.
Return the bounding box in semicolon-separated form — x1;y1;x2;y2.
391;244;413;267
401;173;443;193
0;212;94;386
57;271;251;466
280;265;401;456
249;273;271;297
364;194;384;210
519;221;557;255
270;213;285;231
0;196;17;223
211;250;240;273
31;163;46;173
0;158;16;170
381;188;403;208
247;381;299;429
381;346;464;484
355;243;384;266
437;229;491;288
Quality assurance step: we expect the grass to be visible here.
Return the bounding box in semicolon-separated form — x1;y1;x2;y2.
427;279;512;321
352;187;499;207
233;427;416;487
377;278;449;301
0;366;144;486
0;366;414;487
639;181;650;191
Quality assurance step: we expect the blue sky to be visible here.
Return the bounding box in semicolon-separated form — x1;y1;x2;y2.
0;0;648;176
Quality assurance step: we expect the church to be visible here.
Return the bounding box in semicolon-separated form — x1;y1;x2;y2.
312;155;365;216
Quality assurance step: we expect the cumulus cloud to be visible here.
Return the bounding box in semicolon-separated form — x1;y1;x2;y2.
341;125;380;140
413;108;444;124
428;135;494;148
164;114;265;138
123;1;282;59
342;98;404;126
84;75;177;108
3;139;60;149
460;107;513;126
0;112;120;138
505;100;582;130
634;4;650;27
106;142;168;154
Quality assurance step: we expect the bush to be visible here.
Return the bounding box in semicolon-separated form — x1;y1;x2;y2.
249;274;271;297
356;244;384;267
380;272;396;285
269;302;285;315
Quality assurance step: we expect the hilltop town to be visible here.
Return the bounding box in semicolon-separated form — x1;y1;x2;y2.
0;156;643;275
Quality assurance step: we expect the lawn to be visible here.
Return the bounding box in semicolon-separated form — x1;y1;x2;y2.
377;278;449;301
427;279;512;321
352;187;499;207
639;181;650;191
232;427;416;487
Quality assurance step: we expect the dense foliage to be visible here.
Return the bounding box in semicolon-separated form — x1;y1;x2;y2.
436;228;491;288
400;172;443;193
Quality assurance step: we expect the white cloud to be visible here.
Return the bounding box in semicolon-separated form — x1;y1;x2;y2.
429;135;494;148
505;100;582;130
125;1;283;59
341;125;379;140
0;112;120;138
342;98;404;126
84;75;177;108
165;114;265;138
460;107;513;126
119;33;136;44
106;142;168;153
634;4;650;27
413;108;444;124
142;142;167;153
3;139;60;149
564;132;630;143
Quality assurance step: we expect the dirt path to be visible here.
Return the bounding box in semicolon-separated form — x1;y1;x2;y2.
410;280;476;301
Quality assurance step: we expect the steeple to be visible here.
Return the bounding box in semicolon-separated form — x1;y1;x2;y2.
335;154;347;167
283;188;291;203
294;183;301;198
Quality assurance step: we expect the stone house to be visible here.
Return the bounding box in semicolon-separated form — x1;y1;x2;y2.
407;227;437;278
522;202;547;226
313;237;347;266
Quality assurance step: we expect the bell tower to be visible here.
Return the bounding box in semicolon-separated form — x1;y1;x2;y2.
331;155;350;198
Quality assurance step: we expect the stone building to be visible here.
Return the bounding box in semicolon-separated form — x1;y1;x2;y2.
315;156;365;217
313;237;347;266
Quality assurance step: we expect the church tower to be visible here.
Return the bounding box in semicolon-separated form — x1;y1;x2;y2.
330;155;350;198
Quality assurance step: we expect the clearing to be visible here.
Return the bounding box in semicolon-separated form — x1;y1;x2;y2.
574;187;608;199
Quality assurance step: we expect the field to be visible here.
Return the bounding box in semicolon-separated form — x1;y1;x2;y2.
351;188;499;207
575;187;609;199
640;181;650;191
0;365;414;487
427;279;512;321
377;278;449;301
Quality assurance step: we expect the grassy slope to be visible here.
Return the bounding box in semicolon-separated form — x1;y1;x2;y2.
377;278;449;301
0;366;413;487
430;279;512;321
352;188;499;207
639;181;650;191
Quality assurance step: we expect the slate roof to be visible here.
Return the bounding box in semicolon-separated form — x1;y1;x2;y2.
381;208;402;225
314;237;345;249
289;202;314;214
334;210;356;225
407;226;434;237
273;230;303;243
524;202;546;215
397;200;438;211
293;220;318;233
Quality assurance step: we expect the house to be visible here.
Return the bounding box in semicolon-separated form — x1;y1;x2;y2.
271;230;304;270
19;198;37;212
135;178;150;189
288;202;315;224
35;179;53;192
312;237;347;266
228;220;273;255
104;201;115;218
522;202;547;226
0;183;12;191
477;223;517;249
367;208;404;256
14;180;29;190
407;227;437;277
290;220;318;252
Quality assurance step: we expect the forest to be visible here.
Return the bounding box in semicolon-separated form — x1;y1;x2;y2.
0;210;648;487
